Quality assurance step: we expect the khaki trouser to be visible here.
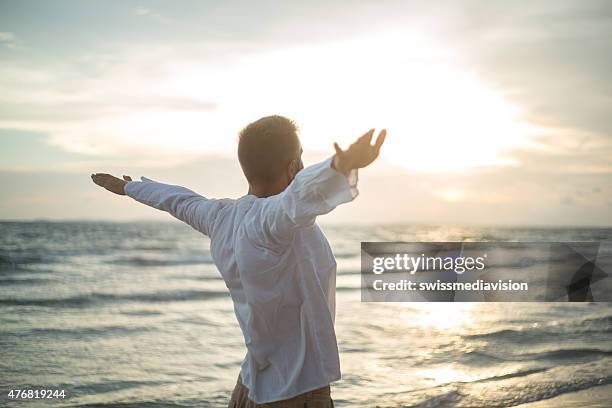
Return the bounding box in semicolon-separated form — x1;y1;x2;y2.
228;376;334;408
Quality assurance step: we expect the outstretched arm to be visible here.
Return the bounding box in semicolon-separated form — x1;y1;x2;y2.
91;174;221;236
258;128;386;244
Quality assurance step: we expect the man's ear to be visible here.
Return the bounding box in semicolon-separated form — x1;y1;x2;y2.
287;159;299;181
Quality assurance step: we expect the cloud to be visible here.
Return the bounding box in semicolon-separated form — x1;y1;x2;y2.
439;0;612;142
0;45;224;158
0;31;23;49
133;6;172;24
134;6;151;16
0;32;15;42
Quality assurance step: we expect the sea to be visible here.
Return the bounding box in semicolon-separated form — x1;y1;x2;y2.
1;221;611;407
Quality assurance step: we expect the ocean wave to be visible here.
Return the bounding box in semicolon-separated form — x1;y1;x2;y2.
403;360;612;407
461;347;612;364
581;315;612;327
409;379;612;408
456;375;612;407
466;319;612;343
411;388;462;408
0;277;51;285
126;244;177;251
466;328;536;341
473;367;550;383
336;285;360;292
525;348;612;361
0;289;229;308
172;274;222;281
336;268;361;276
0;253;56;269
70;402;191;408
70;380;168;395
334;252;359;259
119;310;164;316
4;325;155;339
106;256;213;267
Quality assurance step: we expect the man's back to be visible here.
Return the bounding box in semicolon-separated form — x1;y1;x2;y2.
124;157;358;403
211;195;340;402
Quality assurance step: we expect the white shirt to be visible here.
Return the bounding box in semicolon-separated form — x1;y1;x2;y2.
125;157;358;403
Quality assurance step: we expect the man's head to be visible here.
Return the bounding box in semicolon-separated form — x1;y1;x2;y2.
238;115;303;196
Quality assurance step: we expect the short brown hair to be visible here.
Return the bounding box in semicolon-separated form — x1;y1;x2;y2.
238;115;300;184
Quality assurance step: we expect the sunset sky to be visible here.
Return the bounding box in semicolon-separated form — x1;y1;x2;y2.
1;0;611;225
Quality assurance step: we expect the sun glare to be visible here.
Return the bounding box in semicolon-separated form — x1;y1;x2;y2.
171;29;537;172
62;29;539;173
417;366;470;385
403;303;477;331
268;31;537;172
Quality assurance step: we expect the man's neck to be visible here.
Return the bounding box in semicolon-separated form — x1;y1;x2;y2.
248;180;287;198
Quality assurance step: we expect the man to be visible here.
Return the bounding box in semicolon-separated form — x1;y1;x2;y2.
91;116;386;407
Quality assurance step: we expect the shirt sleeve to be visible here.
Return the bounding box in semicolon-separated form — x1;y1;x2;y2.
125;177;222;236
257;156;359;244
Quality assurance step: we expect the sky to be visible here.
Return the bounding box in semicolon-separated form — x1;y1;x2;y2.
0;0;611;225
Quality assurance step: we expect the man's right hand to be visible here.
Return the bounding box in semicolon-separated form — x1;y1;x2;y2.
91;173;133;196
332;128;386;176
